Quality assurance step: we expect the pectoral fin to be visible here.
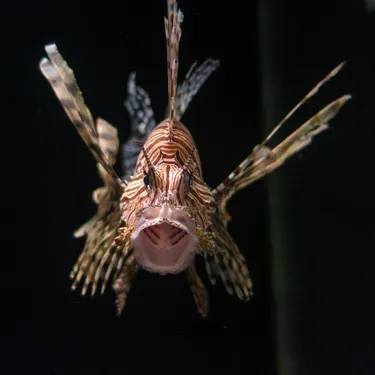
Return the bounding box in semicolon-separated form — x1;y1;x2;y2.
187;263;209;317
213;63;350;226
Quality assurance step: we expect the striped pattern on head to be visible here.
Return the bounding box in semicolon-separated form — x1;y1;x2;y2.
119;118;215;275
121;119;214;231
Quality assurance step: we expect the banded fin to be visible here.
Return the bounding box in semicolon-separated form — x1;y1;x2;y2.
164;0;184;120
124;59;219;173
204;215;253;301
71;124;126;298
122;72;156;180
187;263;209;318
173;58;220;121
70;205;127;297
113;254;140;316
39;44;124;190
96;118;120;193
74;117;121;242
39;43;129;297
213;63;351;226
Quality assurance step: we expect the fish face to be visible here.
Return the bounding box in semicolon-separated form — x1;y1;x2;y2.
121;121;215;274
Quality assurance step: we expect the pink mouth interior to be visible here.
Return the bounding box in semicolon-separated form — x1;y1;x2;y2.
132;222;196;274
143;223;187;248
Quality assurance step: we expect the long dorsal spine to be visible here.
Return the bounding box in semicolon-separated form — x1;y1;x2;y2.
164;0;184;131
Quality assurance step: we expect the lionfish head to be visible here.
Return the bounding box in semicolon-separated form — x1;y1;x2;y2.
122;122;215;275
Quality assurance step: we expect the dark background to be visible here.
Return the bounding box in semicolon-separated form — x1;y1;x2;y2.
3;0;375;374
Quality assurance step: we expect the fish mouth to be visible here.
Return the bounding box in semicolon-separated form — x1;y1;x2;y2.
130;206;198;274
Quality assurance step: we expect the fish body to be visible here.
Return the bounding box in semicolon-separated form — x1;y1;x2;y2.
39;0;350;317
121;118;215;275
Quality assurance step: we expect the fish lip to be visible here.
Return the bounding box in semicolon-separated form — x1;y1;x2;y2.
140;251;196;275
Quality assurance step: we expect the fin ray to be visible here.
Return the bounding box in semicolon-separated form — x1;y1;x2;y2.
205;215;253;301
122;72;156;179
187;263;209;317
173;58;220;120
113;254;140;316
213;63;350;226
39;44;124;189
164;0;184;120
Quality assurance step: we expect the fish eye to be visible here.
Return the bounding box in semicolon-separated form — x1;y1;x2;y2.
183;172;191;188
143;172;151;189
181;171;192;198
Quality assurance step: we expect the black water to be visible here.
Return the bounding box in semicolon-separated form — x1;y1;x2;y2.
4;0;375;374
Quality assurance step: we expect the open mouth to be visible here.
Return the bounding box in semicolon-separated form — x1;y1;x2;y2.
131;219;197;274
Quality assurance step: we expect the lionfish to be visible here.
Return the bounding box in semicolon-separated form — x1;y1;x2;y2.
39;0;350;317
